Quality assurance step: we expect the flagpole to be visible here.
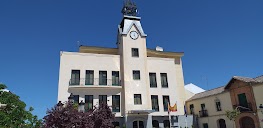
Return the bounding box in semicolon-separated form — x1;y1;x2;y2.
168;102;171;128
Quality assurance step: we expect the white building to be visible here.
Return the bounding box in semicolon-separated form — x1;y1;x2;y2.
57;1;192;128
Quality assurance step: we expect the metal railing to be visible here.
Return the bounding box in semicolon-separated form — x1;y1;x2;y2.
233;102;253;112
199;110;208;117
69;78;120;86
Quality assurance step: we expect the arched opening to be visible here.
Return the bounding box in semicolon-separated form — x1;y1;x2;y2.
218;119;226;128
152;120;159;128
133;120;144;128
112;121;120;128
240;116;255;128
163;120;170;128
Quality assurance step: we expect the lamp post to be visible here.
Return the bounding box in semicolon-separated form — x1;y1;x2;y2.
78;100;85;112
259;104;263;114
68;93;74;103
57;101;64;110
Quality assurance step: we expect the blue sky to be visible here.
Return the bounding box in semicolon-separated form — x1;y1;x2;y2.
0;0;262;118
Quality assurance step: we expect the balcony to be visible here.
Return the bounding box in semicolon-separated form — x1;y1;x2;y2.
69;78;121;89
233;103;253;112
199;110;208;117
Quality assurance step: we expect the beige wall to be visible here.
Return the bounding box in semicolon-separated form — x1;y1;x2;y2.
186;92;234;128
252;83;263;128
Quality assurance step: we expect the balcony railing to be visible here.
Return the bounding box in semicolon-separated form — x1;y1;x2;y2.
199;110;208;117
69;78;120;87
233;102;253;112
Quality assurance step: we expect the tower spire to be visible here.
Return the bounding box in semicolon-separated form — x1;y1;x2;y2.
121;0;138;16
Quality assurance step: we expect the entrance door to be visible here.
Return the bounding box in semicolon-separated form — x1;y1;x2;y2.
218;119;226;128
133;121;144;128
240;116;255;128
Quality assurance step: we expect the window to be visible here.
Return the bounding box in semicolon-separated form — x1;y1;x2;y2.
203;123;208;128
163;96;170;111
99;95;107;104
133;121;144;128
190;104;194;114
85;70;94;85
85;95;93;111
152;120;159;128
134;94;142;105
163;120;170;128
151;95;159;111
238;93;248;108
201;103;206;110
99;71;107;85
71;70;80;85
73;95;79;103
112;95;120;112
149;73;157;87
132;48;139;57
161;73;168;88
133;70;140;80
215;99;222;111
112;71;120;86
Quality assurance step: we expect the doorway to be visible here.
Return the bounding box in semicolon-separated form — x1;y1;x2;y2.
240;116;255;128
133;120;144;128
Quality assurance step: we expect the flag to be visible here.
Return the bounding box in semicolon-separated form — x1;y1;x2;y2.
169;103;177;112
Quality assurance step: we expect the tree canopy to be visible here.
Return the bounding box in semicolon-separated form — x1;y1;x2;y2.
43;102;115;128
0;83;42;128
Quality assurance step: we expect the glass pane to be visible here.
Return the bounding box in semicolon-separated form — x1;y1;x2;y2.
112;95;120;112
133;121;138;128
71;70;80;85
99;95;107;104
99;71;107;85
85;95;93;111
163;96;169;111
139;121;144;128
161;73;168;87
85;70;94;85
112;71;119;86
238;93;248;107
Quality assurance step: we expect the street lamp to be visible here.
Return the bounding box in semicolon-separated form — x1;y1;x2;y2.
57;101;64;110
259;104;263;114
78;100;85;112
68;93;74;103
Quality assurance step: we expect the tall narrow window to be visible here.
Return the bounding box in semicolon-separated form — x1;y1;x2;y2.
215;99;222;111
99;95;107;104
73;95;79;104
131;48;139;57
134;94;142;105
238;93;248;108
151;95;159;111
190;104;194;114
99;71;107;85
163;96;170;111
201;103;206;110
85;95;93;111
203;123;208;128
71;70;80;85
149;73;157;87
85;70;94;85
133;70;140;80
112;71;119;86
112;95;120;112
161;73;168;88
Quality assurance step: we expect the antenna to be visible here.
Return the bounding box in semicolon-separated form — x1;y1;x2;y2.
77;41;80;50
202;76;209;90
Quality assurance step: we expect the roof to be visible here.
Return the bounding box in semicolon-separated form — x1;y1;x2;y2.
225;75;263;89
185;83;205;94
79;45;184;58
186;86;225;102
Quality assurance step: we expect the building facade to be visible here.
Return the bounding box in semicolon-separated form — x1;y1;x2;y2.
57;1;191;128
186;75;263;128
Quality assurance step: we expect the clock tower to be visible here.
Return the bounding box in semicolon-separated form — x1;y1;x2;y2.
117;0;152;127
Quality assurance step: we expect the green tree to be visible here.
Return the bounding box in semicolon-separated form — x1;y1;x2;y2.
226;108;241;128
0;83;42;128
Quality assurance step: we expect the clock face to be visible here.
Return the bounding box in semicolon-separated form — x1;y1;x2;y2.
130;31;139;40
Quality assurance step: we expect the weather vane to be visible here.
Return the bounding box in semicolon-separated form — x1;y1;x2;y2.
121;0;138;16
